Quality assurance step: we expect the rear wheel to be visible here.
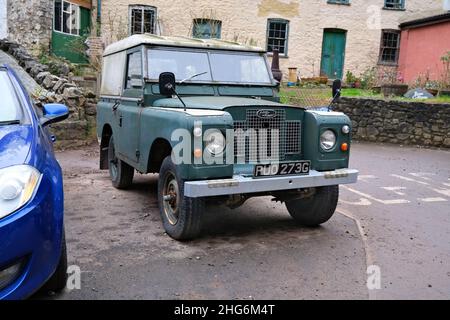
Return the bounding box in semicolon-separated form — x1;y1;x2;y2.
108;136;134;189
286;185;339;227
158;156;204;240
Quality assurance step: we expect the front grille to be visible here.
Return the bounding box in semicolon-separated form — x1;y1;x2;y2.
233;109;301;163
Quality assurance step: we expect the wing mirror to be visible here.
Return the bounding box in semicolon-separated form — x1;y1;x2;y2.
40;103;69;127
159;72;176;96
332;79;342;99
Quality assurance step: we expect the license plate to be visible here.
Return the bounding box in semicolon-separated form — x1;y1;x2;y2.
253;161;311;178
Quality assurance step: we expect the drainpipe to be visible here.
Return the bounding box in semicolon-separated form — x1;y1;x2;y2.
97;0;101;36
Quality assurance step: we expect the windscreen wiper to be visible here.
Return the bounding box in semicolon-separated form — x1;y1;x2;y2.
0;120;21;126
179;72;208;84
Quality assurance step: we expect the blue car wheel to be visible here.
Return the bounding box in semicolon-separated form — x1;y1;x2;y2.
41;231;67;293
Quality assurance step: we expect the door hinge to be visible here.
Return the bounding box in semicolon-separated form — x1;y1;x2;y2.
112;100;120;111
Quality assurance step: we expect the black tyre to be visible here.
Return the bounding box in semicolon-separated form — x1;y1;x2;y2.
42;231;68;293
285;185;339;227
108;136;134;189
158;156;204;240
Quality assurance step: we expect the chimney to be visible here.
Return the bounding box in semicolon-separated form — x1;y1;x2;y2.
444;0;450;11
271;49;283;83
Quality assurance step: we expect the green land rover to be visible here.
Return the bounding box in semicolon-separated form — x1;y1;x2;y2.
96;34;358;240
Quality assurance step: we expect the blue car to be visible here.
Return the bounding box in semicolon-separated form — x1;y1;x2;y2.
0;65;69;299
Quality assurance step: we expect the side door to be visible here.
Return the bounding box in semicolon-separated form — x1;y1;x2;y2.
116;48;144;165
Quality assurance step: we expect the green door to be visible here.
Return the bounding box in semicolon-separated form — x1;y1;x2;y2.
320;29;346;80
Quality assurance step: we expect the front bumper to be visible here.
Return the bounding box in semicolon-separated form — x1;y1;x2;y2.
184;168;359;198
0;176;64;300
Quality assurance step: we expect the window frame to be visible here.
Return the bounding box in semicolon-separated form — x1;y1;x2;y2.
192;18;222;39
266;18;290;57
53;0;80;36
129;5;157;35
378;29;401;66
383;0;405;10
124;49;144;90
327;0;350;5
145;46;275;86
0;68;30;124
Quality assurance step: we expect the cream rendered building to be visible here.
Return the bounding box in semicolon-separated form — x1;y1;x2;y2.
96;0;443;80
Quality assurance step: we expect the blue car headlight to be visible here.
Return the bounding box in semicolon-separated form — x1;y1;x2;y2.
0;165;42;219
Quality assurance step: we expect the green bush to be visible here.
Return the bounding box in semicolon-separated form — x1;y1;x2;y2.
359;67;377;90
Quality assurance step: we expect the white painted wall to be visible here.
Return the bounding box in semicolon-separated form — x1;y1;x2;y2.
0;0;7;39
101;0;444;78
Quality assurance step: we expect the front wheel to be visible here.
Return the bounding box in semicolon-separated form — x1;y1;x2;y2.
157;156;204;240
285;185;339;227
108;136;134;189
41;231;68;293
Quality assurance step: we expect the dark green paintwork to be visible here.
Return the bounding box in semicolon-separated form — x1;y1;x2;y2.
303;111;351;171
96;44;352;182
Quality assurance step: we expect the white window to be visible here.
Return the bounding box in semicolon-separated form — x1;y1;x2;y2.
54;0;80;36
129;5;157;35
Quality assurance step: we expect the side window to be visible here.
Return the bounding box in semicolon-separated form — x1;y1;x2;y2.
125;51;143;89
192;19;222;39
129;5;157;35
54;0;80;35
378;30;401;65
384;0;405;10
267;19;289;56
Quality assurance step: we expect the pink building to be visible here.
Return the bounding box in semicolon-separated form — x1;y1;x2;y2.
398;11;450;84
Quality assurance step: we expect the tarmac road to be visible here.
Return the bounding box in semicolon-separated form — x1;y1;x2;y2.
37;142;450;300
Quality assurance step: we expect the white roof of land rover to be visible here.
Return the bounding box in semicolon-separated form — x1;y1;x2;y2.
103;34;265;56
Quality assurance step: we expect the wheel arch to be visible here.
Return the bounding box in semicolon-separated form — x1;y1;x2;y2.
147;138;172;174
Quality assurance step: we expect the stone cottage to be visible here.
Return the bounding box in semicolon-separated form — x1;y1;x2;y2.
95;0;444;80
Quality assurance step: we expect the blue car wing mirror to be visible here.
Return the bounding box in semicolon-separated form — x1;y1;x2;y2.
40;103;69;127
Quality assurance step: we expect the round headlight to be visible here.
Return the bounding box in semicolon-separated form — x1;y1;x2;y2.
320;130;337;151
342;125;350;134
204;129;225;155
0;179;23;200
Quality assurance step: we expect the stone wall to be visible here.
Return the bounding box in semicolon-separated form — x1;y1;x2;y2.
333;97;450;148
0;39;97;149
7;0;53;55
